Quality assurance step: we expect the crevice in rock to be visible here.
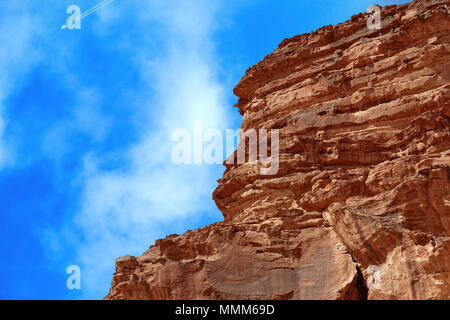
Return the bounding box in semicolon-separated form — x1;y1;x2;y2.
344;250;369;300
356;265;369;300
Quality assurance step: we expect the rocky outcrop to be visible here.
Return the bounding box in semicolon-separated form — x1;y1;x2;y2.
106;0;450;300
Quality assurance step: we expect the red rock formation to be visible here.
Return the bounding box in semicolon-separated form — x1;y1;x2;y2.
106;0;450;300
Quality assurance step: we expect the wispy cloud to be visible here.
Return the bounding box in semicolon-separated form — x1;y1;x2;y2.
42;87;112;162
0;3;43;168
1;0;235;299
63;0;232;298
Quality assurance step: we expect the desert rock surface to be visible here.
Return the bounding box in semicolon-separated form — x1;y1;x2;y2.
106;0;450;300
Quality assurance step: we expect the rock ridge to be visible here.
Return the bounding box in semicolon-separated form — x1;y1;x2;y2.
106;0;450;300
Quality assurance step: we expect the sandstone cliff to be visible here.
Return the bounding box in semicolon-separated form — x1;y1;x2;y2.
106;0;450;300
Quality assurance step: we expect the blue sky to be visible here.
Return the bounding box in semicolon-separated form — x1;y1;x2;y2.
0;0;410;300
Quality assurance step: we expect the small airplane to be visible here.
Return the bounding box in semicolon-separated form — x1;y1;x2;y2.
61;0;115;30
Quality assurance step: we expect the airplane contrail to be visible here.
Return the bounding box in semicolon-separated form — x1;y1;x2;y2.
61;0;116;29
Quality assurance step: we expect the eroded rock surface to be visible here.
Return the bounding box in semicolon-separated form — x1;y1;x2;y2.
106;0;450;300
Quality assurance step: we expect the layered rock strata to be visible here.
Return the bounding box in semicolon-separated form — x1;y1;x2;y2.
106;0;450;300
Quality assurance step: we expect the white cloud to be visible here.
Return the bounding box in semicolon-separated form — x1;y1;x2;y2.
66;0;233;298
0;0;239;300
